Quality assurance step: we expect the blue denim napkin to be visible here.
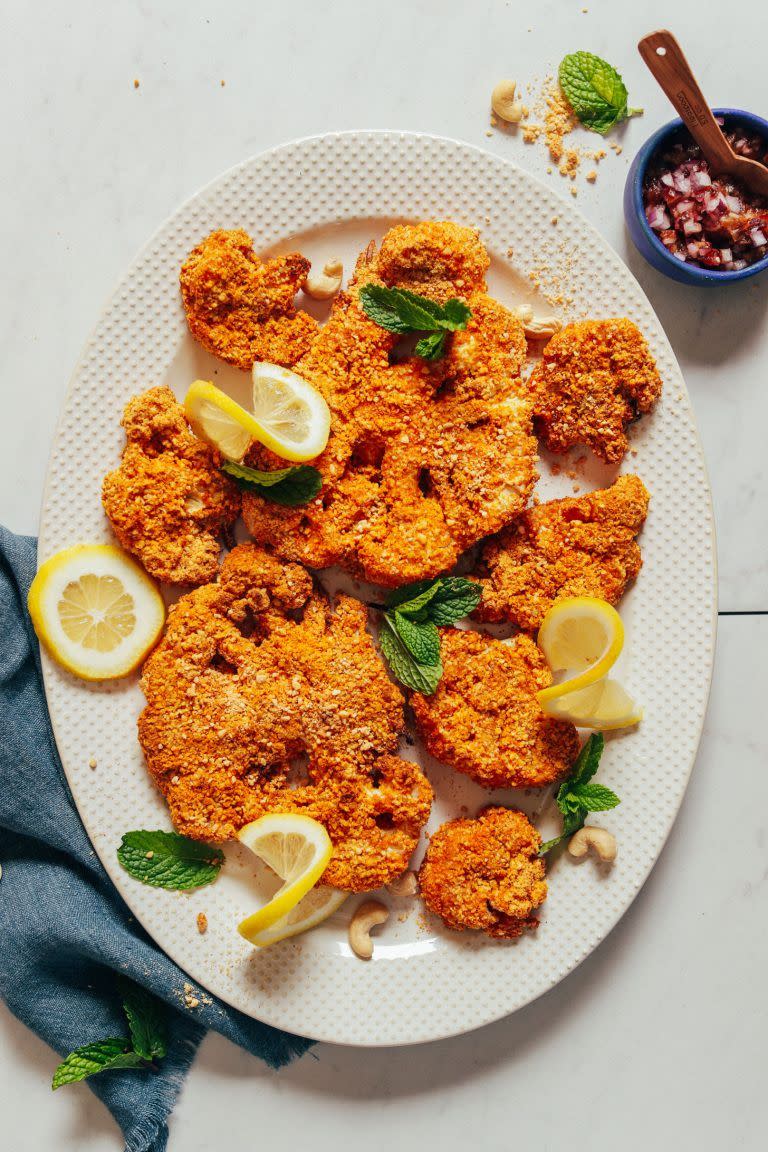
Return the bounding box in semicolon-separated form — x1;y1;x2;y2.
0;527;313;1152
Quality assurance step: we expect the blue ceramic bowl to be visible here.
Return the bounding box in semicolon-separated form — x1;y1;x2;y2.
624;108;768;285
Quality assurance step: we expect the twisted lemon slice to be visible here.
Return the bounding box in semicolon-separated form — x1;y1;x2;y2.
537;597;642;729
184;367;330;463
237;814;345;946
28;544;165;680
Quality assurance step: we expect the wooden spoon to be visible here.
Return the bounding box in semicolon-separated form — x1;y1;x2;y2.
638;29;768;197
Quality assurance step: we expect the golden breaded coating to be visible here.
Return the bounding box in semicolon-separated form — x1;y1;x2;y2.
411;630;579;789
419;807;547;939
180;229;318;369
102;386;241;586
241;222;537;586
477;475;650;631
138;544;432;891
530;319;663;463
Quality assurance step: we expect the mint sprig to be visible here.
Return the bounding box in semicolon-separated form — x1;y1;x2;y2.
52;980;167;1090
117;829;224;890
376;576;482;694
539;734;620;855
358;284;471;361
222;461;322;507
558;52;642;135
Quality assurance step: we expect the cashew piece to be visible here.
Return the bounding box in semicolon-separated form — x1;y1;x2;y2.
387;870;419;897
303;258;343;301
568;826;617;863
491;81;524;124
348;899;389;960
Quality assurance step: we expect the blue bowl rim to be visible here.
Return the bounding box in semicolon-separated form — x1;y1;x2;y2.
629;107;768;284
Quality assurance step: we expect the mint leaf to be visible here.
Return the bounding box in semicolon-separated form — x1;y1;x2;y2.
441;298;472;329
385;579;443;616
414;331;448;360
391;611;441;666
222;461;322;507
539;810;585;856
119;979;167;1061
571;733;605;787
358;284;443;332
559;52;642;135
570;782;620;812
117;830;224;891
428;577;482;625
379;619;442;695
52;1040;144;1090
358;283;471;361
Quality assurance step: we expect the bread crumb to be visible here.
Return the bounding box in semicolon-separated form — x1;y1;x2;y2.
551;216;558;225
197;912;208;934
570;186;578;197
220;80;226;87
522;123;542;144
145;851;154;860
586;169;598;183
88;758;97;769
485;129;494;137
133;79;140;89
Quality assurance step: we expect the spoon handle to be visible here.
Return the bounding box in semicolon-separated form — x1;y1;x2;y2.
638;29;734;171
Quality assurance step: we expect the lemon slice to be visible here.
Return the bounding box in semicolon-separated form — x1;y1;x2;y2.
28;544;165;681
184;368;330;464
537;597;625;704
237;813;334;946
539;678;643;730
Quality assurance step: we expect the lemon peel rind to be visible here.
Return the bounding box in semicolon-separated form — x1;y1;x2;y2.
536;597;625;704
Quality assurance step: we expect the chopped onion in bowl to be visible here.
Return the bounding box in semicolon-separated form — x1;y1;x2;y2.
643;121;768;271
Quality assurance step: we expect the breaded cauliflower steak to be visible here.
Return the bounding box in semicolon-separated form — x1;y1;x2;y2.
138;544;432;891
419;807;547;938
180;229;318;369
241;221;537;586
477;475;649;631
102;386;241;585
531;319;662;463
411;630;578;789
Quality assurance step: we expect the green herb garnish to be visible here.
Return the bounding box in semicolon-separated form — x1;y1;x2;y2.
538;733;620;855
52;980;167;1090
558;51;642;135
222;461;322;506
377;576;482;694
358;284;471;361
117;829;224;890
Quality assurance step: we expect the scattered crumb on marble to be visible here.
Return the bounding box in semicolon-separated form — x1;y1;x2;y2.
133;79;140;89
220;79;226;87
586;169;598;183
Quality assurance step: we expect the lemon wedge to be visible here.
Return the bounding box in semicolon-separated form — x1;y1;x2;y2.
184;367;330;464
237;813;337;946
28;544;165;680
537;597;625;704
540;678;643;729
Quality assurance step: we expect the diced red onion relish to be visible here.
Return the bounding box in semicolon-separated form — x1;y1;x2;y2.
642;121;768;271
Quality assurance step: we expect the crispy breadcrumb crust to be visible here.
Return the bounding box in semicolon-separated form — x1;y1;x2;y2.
241;221;537;586
102;386;241;585
419;807;547;938
530;319;663;463
476;474;649;631
411;630;578;789
138;544;432;890
179;229;317;369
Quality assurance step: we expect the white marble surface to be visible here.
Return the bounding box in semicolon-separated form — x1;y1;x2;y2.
1;1;766;1149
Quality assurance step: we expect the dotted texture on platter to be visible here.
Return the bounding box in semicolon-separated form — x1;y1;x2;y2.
38;132;716;1047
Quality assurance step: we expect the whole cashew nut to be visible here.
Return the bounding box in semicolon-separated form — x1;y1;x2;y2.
568;826;617;863
303;258;343;300
512;304;562;340
387;870;419;897
348;899;389;960
491;81;524;124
